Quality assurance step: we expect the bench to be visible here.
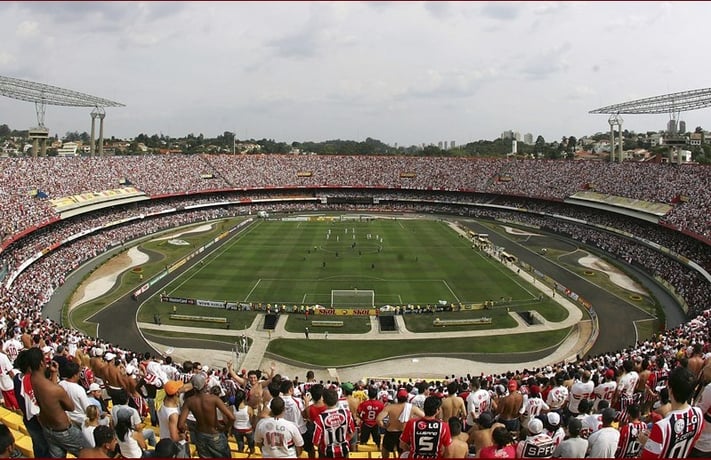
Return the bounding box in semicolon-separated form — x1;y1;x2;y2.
433;317;492;327
169;314;227;323
311;320;344;327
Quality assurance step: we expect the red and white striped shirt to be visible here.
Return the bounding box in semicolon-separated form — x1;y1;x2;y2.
641;406;704;458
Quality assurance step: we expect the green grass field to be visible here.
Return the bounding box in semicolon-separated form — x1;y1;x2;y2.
152;217;546;308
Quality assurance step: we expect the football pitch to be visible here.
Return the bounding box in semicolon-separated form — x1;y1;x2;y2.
162;216;540;307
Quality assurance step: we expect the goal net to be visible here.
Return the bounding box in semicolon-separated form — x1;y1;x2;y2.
331;289;375;308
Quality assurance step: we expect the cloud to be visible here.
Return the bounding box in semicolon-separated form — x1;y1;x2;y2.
480;2;523;20
0;51;15;66
397;68;499;100
424;1;454;18
520;42;572;80
16;20;39;38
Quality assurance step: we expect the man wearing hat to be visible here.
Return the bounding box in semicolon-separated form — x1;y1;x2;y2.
517;418;555;458
545;412;565;448
376;387;424;459
178;373;234;458
520;384;549;430
586;407;620;458
496;378;523;433
593;368;618;412
469;411;505;455
157;380;189;457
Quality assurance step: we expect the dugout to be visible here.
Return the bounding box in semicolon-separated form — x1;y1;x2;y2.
263;313;279;330
378;315;396;332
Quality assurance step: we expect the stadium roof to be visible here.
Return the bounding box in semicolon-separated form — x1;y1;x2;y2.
0;74;124;108
589;88;711;114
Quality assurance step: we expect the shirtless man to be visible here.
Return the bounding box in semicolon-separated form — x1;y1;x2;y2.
448;417;470;458
441;380;467;422
496;379;524;434
376;388;424;458
28;347;87;457
689;344;705;380
227;360;276;410
178;373;235;458
101;352;131;404
467;411;505;456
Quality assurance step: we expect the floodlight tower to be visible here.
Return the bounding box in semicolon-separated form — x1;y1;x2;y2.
0;75;124;156
591;88;711;164
608;114;624;162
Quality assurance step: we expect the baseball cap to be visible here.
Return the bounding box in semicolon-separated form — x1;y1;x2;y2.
104;352;116;361
547;412;561;426
605;368;615;379
528;418;544;435
396;388;409;400
341;382;355;393
164;380;184;396
191;373;206;391
87;383;101;393
477;411;495;428
530;384;540;395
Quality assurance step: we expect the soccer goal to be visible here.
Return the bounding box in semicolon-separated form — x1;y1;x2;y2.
331;289;375;308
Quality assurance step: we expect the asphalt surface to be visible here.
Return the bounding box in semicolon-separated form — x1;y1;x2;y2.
461;219;661;357
63;215;682;366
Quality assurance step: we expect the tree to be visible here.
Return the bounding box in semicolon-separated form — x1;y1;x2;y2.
534;135;546;157
568;136;577;152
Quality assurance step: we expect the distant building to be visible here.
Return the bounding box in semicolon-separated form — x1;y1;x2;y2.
679;120;686;134
523;133;533;145
451;140;455;148
57;142;79;157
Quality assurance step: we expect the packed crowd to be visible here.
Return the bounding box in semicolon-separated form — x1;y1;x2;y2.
0;156;710;245
0;155;709;457
3;305;711;458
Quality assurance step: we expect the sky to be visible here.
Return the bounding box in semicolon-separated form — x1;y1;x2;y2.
1;1;710;147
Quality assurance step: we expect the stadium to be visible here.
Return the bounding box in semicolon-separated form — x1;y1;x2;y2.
1;154;710;456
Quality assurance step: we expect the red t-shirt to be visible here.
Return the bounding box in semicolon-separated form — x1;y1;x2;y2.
400;416;452;459
479;444;516;458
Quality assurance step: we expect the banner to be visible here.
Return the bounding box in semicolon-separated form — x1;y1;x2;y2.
312;308;377;316
196;299;227;308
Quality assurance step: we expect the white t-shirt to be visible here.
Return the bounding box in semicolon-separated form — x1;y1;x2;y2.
694;382;711;452
465;389;491;426
567;380;594;414
281;394;307;434
59;380;91;426
587;426;620;458
255;416;304;458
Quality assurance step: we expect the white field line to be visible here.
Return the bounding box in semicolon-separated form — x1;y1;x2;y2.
166;221;262;295
243;279;262;302
442;280;461;303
